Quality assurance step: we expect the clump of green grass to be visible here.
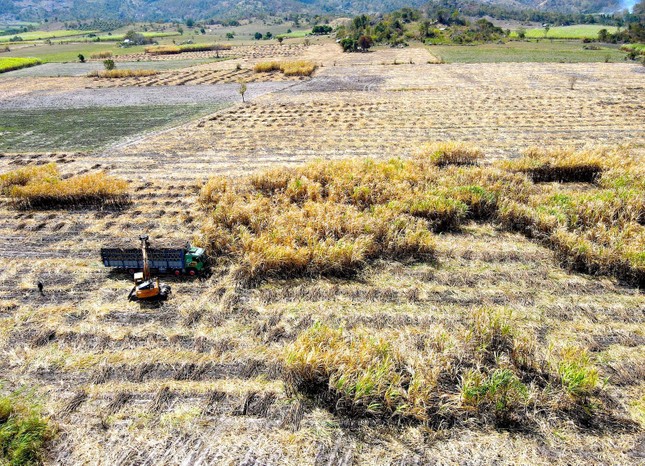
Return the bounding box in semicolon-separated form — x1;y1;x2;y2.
253;60;318;76
1;164;129;209
0;57;41;74
552;346;600;397
415;142;484;167
0;392;53;466
461;368;528;419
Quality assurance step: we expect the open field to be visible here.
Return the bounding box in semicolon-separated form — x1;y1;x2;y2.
0;56;41;73
0;43;149;63
428;40;625;63
0;39;643;464
96;31;180;41
522;25;620;39
0;29;93;42
0;81;291;151
0;59;211;77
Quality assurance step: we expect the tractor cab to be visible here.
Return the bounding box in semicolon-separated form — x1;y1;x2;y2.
185;245;207;273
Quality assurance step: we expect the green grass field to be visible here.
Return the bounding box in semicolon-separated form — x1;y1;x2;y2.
0;104;228;152
277;30;310;39
96;31;180;41
0;57;41;73
519;25;619;39
1;43;149;62
429;40;624;63
0;29;94;42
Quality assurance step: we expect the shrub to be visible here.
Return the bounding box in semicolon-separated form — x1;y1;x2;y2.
0;392;53;466
1;165;129;209
103;59;116;70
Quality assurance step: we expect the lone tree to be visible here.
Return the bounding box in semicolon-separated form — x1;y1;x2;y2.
239;81;247;103
543;25;550;38
78;53;85;63
357;35;373;52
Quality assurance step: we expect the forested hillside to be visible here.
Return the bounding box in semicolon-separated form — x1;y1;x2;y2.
0;0;625;22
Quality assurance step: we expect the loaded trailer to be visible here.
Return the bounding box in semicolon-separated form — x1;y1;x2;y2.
100;244;207;276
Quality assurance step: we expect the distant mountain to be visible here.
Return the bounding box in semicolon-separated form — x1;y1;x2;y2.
0;0;624;22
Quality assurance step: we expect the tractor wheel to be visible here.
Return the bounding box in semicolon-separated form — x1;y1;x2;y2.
188;269;196;277
174;269;181;277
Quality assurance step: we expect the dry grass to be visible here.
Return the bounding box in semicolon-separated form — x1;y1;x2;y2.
87;69;159;79
254;60;318;77
89;51;113;59
501;147;606;183
415;141;484;166
199;145;644;287
1;57;644;464
283;308;609;426
145;45;182;55
1;164;129;209
0;163;58;194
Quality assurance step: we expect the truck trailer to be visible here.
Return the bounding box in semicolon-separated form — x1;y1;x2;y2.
101;244;207;276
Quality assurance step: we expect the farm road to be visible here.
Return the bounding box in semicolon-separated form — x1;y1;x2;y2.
0;81;294;110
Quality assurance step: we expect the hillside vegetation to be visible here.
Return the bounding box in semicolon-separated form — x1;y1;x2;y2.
0;0;625;22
